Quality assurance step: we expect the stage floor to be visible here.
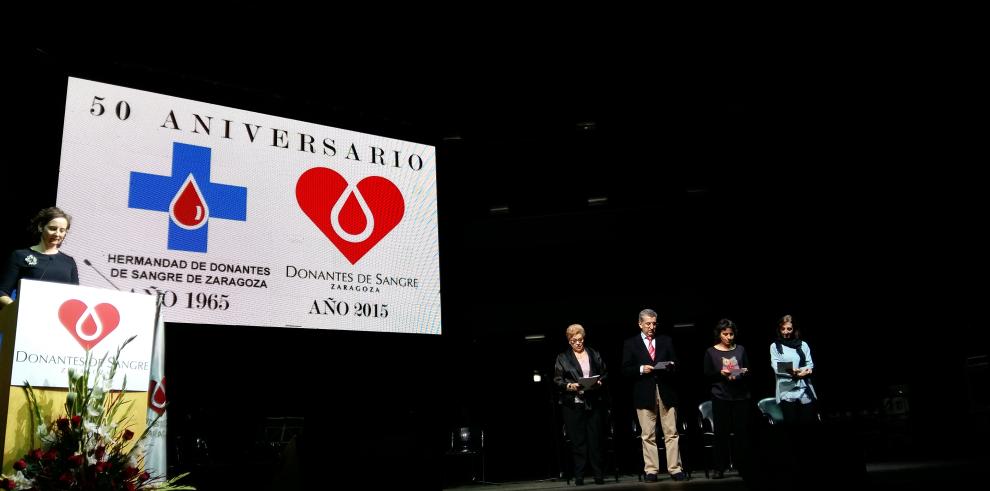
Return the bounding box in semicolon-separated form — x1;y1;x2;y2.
444;459;981;490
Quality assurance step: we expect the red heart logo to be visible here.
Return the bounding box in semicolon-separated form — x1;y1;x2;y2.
58;300;120;350
296;168;405;264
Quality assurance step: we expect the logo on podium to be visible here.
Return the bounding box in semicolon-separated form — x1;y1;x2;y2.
57;299;120;350
148;377;167;415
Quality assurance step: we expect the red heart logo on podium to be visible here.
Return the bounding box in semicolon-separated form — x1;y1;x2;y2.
296;168;405;264
58;300;120;350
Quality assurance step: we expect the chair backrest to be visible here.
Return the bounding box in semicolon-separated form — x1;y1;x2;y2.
451;427;484;453
698;400;714;433
263;416;304;448
675;405;692;434
757;397;784;425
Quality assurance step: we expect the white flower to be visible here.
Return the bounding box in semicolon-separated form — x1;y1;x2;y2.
127;439;148;466
82;420;111;441
12;470;34;489
24;254;37;266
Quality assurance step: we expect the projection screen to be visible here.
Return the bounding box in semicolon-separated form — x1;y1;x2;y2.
56;77;440;334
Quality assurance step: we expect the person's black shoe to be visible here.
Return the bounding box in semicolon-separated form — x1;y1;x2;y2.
671;472;688;481
712;470;725;479
574;478;584;486
594;477;605;485
644;473;658;482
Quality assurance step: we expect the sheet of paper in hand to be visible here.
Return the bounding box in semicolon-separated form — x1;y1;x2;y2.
578;375;601;389
653;361;673;370
777;361;793;373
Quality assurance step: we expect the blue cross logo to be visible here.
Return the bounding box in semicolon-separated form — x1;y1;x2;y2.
129;142;247;253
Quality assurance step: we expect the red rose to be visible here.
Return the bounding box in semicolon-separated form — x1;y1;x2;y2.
139;471;150;481
95;445;106;460
95;461;109;473
13;459;27;470
59;471;74;484
125;482;137;491
57;417;70;431
122;429;135;441
123;466;139;479
69;453;84;466
44;449;58;461
30;448;44;460
71;415;82;427
0;478;15;489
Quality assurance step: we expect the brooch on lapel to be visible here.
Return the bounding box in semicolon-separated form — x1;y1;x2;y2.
25;254;38;266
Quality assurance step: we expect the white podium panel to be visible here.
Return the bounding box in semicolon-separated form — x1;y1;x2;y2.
9;279;155;389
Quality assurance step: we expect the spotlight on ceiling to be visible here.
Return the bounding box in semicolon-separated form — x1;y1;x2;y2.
576;121;597;131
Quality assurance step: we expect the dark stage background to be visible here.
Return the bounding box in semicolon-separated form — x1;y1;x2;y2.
2;44;985;488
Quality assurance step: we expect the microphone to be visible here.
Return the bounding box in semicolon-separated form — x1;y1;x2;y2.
83;259;121;291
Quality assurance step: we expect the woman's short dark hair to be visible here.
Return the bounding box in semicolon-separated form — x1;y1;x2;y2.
29;207;71;240
714;318;737;341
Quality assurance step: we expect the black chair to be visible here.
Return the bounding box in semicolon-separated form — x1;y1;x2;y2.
261;416;304;458
760;397;822;424
697;400;722;479
631;416;646;481
446;427;492;484
561;423;574;483
757;397;785;425
603;410;621;483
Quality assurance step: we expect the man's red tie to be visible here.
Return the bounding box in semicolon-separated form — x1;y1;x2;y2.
647;336;655;361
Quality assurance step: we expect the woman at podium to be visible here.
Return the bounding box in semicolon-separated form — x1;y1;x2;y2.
0;206;79;309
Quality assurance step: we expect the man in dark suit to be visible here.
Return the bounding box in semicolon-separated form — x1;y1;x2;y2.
622;309;687;482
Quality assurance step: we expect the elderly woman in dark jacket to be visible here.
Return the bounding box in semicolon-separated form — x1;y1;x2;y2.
554;323;609;485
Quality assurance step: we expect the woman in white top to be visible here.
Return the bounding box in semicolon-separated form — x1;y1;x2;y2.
770;314;818;425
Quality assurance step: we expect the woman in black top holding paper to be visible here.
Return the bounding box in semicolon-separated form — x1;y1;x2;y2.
703;319;751;479
554;323;609;485
0;207;79;309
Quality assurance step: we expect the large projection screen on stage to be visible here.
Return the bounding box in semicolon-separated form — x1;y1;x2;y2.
56;77;440;334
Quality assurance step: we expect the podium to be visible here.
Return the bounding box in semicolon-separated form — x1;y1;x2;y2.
0;279;157;473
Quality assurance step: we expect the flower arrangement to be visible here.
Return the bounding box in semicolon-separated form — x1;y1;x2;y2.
0;336;193;490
